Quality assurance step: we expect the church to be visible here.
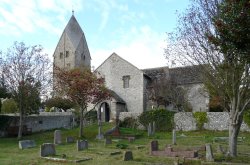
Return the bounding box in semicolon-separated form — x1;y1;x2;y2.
53;14;209;122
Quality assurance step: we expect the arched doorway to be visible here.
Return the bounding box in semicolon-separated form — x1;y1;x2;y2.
99;102;110;122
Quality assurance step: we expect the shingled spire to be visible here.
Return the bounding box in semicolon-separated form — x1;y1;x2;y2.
53;14;91;70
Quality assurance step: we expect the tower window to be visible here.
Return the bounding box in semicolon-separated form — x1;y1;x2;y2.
81;53;85;60
60;52;63;59
122;75;130;88
66;51;69;58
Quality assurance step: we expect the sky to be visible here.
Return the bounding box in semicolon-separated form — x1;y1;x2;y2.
0;0;191;69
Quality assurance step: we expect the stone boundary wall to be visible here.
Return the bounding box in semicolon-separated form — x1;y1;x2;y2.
7;113;74;133
119;112;141;121
174;112;250;132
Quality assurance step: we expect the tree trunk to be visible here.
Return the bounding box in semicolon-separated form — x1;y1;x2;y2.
18;111;23;140
79;107;83;138
228;114;243;157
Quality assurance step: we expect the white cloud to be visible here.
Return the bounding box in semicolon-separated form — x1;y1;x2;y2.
92;26;168;69
0;0;83;37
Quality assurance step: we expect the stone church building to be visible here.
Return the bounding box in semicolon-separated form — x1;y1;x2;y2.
53;14;209;122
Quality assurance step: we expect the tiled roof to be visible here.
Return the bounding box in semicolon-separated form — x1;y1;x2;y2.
142;65;202;85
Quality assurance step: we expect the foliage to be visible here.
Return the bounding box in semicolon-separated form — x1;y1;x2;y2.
1;41;51;139
1;99;18;114
119;117;138;129
0;115;13;131
116;143;128;149
209;96;224;112
44;97;74;110
85;109;97;122
138;108;175;131
193;112;208;130
54;67;110;137
243;110;250;128
165;0;250;157
147;70;188;111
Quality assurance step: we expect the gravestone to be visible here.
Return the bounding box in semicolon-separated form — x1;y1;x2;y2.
172;129;176;145
152;121;156;135
150;140;158;154
148;123;152;136
54;130;62;144
217;145;226;155
77;140;88;151
66;136;74;143
40;143;56;157
96;120;104;140
123;151;133;161
105;137;112;145
205;144;214;162
19;140;36;149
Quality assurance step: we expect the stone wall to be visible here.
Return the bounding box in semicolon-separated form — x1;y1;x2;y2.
8;112;74;132
119;112;141;121
96;53;145;114
174;112;250;132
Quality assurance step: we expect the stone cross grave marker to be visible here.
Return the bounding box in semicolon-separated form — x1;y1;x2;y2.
123;151;133;161
40;143;56;157
19;140;36;149
66;136;74;143
54;130;62;144
77;140;88;151
205;143;214;162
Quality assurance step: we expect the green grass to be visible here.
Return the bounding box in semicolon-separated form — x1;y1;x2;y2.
0;123;250;165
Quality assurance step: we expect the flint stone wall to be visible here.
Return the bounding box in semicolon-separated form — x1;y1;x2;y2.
174;112;250;132
6;112;73;133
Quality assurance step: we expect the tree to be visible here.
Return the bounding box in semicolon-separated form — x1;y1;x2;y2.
166;0;250;157
148;75;188;111
54;67;110;137
1;98;18;114
44;97;74;111
1;42;51;139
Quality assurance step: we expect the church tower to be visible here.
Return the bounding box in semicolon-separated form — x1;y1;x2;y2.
53;13;91;70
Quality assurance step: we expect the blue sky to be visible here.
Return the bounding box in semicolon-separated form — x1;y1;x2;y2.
0;0;190;69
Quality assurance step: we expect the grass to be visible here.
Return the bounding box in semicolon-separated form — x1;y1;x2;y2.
0;123;250;165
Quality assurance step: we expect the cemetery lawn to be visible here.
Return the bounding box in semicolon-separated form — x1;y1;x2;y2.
0;123;250;165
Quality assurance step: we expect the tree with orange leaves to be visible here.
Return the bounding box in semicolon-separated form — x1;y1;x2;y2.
54;67;110;137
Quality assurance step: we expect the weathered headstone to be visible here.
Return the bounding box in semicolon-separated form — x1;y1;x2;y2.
123;151;133;161
77;140;88;151
150;140;158;154
128;137;135;143
217;145;226;155
66;136;74;143
19;140;36;149
148;123;152;136
96;121;104;140
152;121;156;135
205;144;214;162
172;129;176;145
40;143;56;157
105;137;112;145
54;130;62;144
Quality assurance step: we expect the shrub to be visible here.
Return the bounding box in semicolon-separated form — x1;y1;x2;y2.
85;110;97;122
138;108;175;131
193;112;208;130
243;109;250;127
1;98;18;114
0;115;14;131
116;143;128;149
44;97;74;111
119;117;138;129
